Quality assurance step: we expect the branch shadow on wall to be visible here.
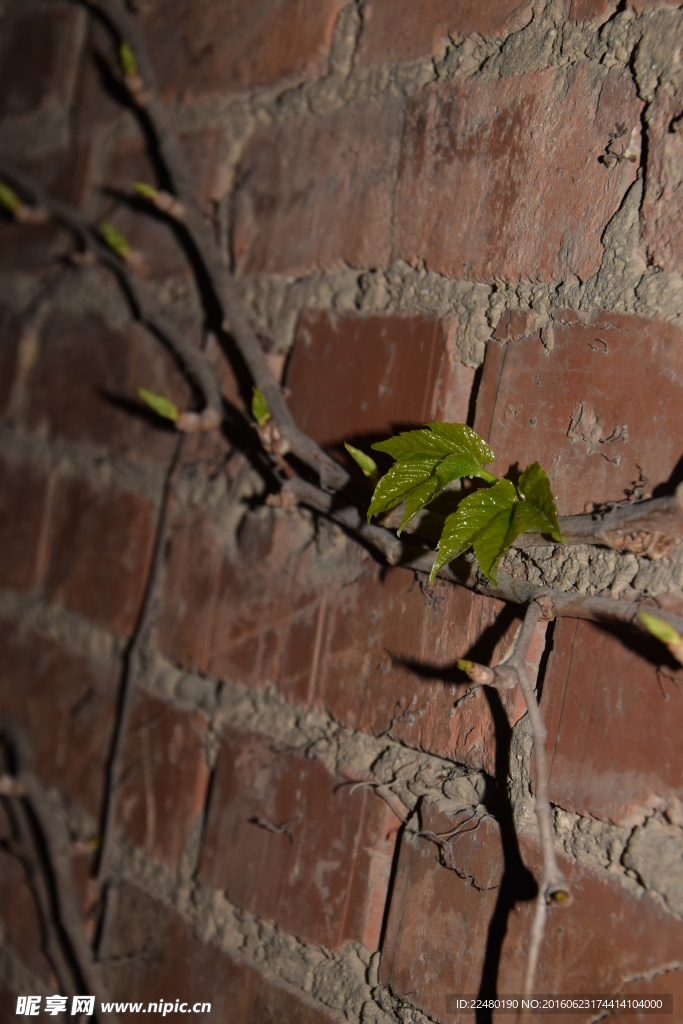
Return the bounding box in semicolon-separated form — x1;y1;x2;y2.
393;607;541;1020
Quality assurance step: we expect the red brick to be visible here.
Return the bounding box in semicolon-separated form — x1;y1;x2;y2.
381;799;683;1023
24;310;191;461
101;883;340;1023
394;66;641;281
204;513;333;701
641;80;683;276
159;509;224;674
540;618;683;828
102;131;219;280
317;568;545;775
286;311;455;462
199;730;400;951
115;691;209;871
46;478;155;636
473;313;683;516
136;0;347;101
0;5;85;119
163;499;542;775
359;0;533;65
568;0;619;20
0;305;21;416
0;458;49;593
0;620;117;820
0;145;92;273
232;99;403;276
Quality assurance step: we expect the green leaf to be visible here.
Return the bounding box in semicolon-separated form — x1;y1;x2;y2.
637;610;681;647
368;423;495;533
430;463;564;584
344;443;378;479
513;462;564;544
252;385;270;427
100;221;131;259
0;180;21;214
431;479;516;583
120;41;137;77
138;387;178;422
133;181;157;200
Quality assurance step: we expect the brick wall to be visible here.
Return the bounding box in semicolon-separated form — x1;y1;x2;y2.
1;2;683;1022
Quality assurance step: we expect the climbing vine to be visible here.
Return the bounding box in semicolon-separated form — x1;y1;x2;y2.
0;2;682;1020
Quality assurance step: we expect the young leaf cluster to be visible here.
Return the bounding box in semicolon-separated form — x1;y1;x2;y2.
347;423;564;584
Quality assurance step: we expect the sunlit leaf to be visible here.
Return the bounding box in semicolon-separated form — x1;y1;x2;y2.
0;181;21;214
120;41;137;77
138;387;178;422
100;221;131;259
252;385;270;427
344;443;378;479
430;464;564;585
368;422;495;531
511;462;564;545
431;479;516;583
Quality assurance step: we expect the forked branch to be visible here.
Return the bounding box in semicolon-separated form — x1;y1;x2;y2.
458;592;683;1002
0;717;118;1024
79;0;349;491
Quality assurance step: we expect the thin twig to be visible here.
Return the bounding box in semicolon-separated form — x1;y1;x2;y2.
2;796;78;999
0;717;118;1024
0;159;223;429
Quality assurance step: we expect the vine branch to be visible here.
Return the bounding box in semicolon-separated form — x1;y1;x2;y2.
79;0;349;491
0;717;118;1024
0;158;222;431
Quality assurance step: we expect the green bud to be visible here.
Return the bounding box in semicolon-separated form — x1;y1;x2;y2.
252;385;270;427
138;387;179;422
344;443;378;479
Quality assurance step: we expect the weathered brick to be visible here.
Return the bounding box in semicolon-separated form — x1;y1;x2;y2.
474;313;683;515
204;511;335;700
286;311;454;461
46;478;155;636
136;0;347;101
24;310;190;461
232;99;403;276
568;0;619;20
359;0;533;65
317;568;545;776
101;884;340;1022
161;498;541;776
103;131;219;280
0;620;117;820
0;305;21;416
381;798;683;1022
0;4;85;119
199;730;400;951
641;79;683;276
159;508;222;673
72;19;126;141
395;66;641;281
115;691;209;871
0;145;92;273
540;618;683;828
0;458;49;593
